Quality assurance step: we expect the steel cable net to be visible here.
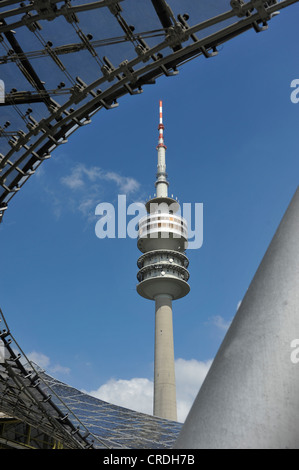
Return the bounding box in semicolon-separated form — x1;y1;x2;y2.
0;0;294;223
0;309;182;449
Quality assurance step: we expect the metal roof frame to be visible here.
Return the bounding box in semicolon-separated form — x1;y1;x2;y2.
0;0;298;223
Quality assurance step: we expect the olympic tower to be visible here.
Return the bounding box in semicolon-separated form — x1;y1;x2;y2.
137;101;190;421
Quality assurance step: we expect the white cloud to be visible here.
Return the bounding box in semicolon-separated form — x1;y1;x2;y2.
84;358;212;423
26;351;50;369
35;163;142;221
104;171;140;194
78;198;97;217
26;351;70;376
211;315;232;332
60;164;140;196
61;165;102;190
86;378;153;416
41;185;63;220
61;168;85;189
175;358;213;422
57;163;141;221
210;302;242;333
49;363;71;375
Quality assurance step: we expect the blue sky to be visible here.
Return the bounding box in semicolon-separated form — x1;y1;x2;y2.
1;4;299;422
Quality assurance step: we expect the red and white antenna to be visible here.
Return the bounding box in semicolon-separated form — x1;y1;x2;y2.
155;100;168;197
157;100;166;149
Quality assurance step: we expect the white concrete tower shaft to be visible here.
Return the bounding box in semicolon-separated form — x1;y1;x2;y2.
154;294;177;421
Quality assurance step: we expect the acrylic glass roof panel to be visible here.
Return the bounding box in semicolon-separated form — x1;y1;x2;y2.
0;308;181;449
42;374;182;449
0;0;292;223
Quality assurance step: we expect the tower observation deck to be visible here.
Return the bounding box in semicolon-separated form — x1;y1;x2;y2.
137;101;190;421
